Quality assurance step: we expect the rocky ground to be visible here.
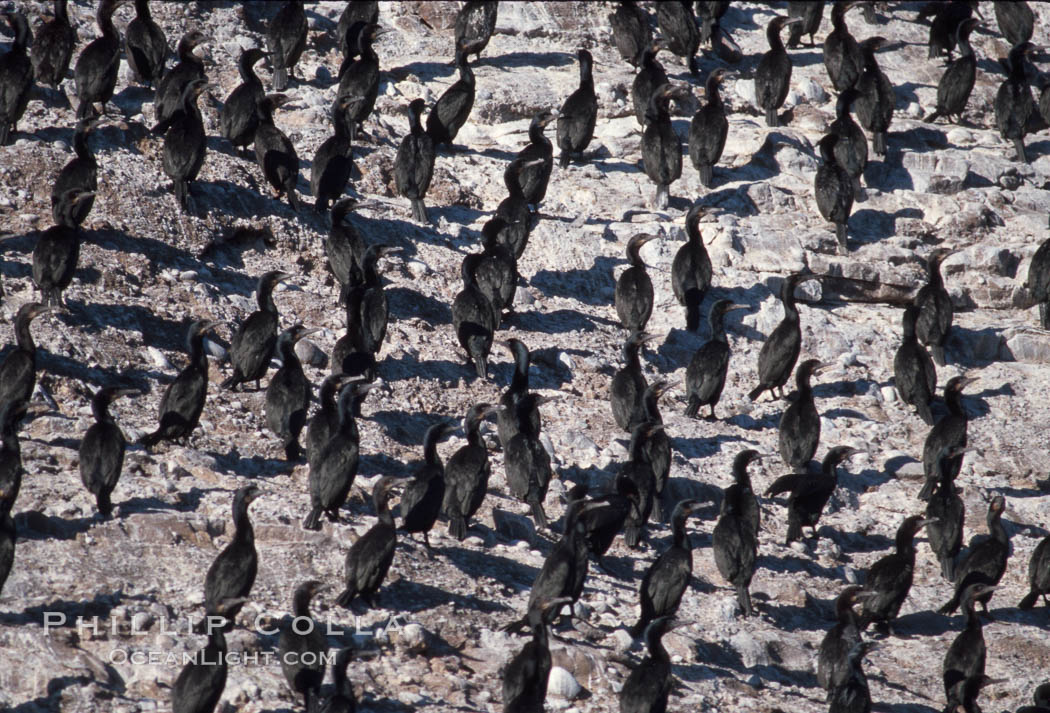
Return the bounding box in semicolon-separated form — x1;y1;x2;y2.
1;1;1050;712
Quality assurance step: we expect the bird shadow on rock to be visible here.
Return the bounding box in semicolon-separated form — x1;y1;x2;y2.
821;406;873;423
889;609;957;638
378;352;473;386
757;550;842;581
850;207;925;246
726;411;779;432
509;307;617;335
817;377;881;400
890;120;950;154
4;675;123;712
784;49;825;70
530;256;620;307
390;60;457;83
486;50;576;71
85;226;196;270
118;487;215;516
879;703;941;713
439;547;540;595
54;301;184;348
207;449;298;479
958;381;1014;418
692;639;818;687
110;85;155;120
670;433;752;460
946;326;1006;368
32;350;161;394
387;286;452;324
371;409;449;447
384;578;509;615
0;588;147;627
358;452;413;480
758;600;828;635
13;510;96;541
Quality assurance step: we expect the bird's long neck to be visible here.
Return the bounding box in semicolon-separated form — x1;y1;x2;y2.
15;318;36;354
72;126;94;162
646;630;670;664
233;502;254;547
624;340;642;371
926;259;944;289
423;434;443;469
528;118;549;147
239;54;261;86
189;332;210;372
465;418;484;449
957;30;974;58
55;0;70;24
292;589;313;618
732;461;751;490
987;508;1007;544
945;388;966;418
362;254;382;289
98;3;119;41
509;346;530;396
375;491;394;527
409;106;424;136
578;55;594;90
336;393;357;436
279;338;302;374
894;528;917;557
92;398;114;425
134;0;150;22
782;289;800;322
671;511;691;550
796;371;813;400
505;165;526;198
627;242;646;268
709;310;727;343
178;38;200;65
257;282;278;314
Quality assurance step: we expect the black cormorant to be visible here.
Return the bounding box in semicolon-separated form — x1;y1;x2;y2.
672;204;714;332
818;586;874;691
631;41;668;128
927;445;966;581
154;30;207;128
643;83;689;208
919;376;973;500
994;42;1036;164
454;1;498;63
685;300;746;419
502;597;572;713
453;253;499;379
0;303;53;410
335;22;381;142
155;78;208;212
696;1;730;49
829;88;868;196
320;645;357;713
125;0;167;87
336;477;399;609
497;338;539;449
815;132;854;253
923;18;980;124
0;402;26;515
622;422;666;549
337;1;379;56
73;0;130;120
856;514;935;634
426;46;475;149
854;37;894;156
494;157;545;259
778;358;826;473
504;393;555;529
633;382;671;522
51;118;102;227
33;190;93;306
219;48;268;153
828;641;875;713
139;320;220;449
940;495;1010;616
79;386;137;517
474;217;518;320
787;1;823;48
823;2;863;92
171;597;246;713
996;1;1033;46
326;198;367;291
755;16;800;127
266;324;318;461
30;0;76;90
303;382;361;530
1019;535;1050;609
610;331;653;432
657;1;700;75
268;1;306;92
311;94;357;215
400;421;456;549
0;11;32;146
1026;236;1050;329
714;475;759;617
278;580;327;713
515;110;557;209
331;286;375;383
222;270;292;392
578;476;641;569
748;273;820;401
610;1;652;67
356;244;396;356
894;303;937;426
615;234;658;334
942;582;999;713
765;445;860;545
621;616;679;713
557;49;598;168
914;247;955;367
724;450;762;538
254;93;301;211
305;374;352;466
443;403;497;541
928;0;979;61
203;485;263;625
394;98;435;223
629;500;702;636
689;69;732;188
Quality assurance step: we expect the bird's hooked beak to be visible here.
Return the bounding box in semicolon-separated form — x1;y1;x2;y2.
916;517;939;529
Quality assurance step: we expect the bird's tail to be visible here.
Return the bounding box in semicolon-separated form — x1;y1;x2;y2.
530;499;548;530
315;197;327;214
938;592;960;615
785;519;802;545
688;55;698;77
923;110;942;124
917;478;935;501
336;587;357;609
175;180;189;212
737;585;753;617
274;68;288;92
96;492;112;518
940;556;955;583
0;123;10;147
684;395;701;418
559;151;570;169
930;344;946;367
1040;302;1050;330
287;189;301;212
916;399;935;427
302;506;323;531
624;523;641;549
1014;137;1029;164
411;198;428;223
448;515;467;542
765;107;777;128
684;289;703;332
748;384;766;401
1018;589;1040;610
873;131;886;156
654;184;670;210
836;222;849;253
697;164;713;188
220;372;241;391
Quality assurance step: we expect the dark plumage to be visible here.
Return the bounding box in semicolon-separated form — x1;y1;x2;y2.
171;597;246;713
336;477;399;609
320;645;357;713
615;234;657;334
818;586;873;691
914;248;955;367
453;253;499;379
927;446;967;582
656;0;700;75
557;49;598;168
577;476;641;568
714;472;759;617
610;1;652;67
454;1;497;63
79;386;137;517
824;2;863;91
394;98;435;223
51;118;102;227
155;78;208;213
630;500;702;636
268;0;306;92
504;393;555;530
610;331;653;432
399;422;456;549
515;111;556;209
995;42;1036;164
254;93;301;211
689;69;731;188
815;132;854;253
854;37;894;156
265;324;318;461
919;376;973;500
337;1;379;58
0;495;13;597
631;42;668;127
942;583;999;713
124;0;167;87
302;382;361;530
306;375;352;467
724;450;762;538
923;18;979;124
0;402;27;515
928;0;978;61
474;217;518;320
222;270;292;392
502;597;571;713
633;382;671;522
443;403;497;541
778;359;827;473
643;83;689;209
326;198;367;291
334;22;381;142
0;11;32;147
497;338;539;449
857;515;935;633
219;48;268;151
748;273;819;401
671;205;714;332
939;496;1010;616
356;244;395;357
278;580;327;713
73;0;130;120
30;0;76;90
755;16;800;127
765;446;860;545
311;95;357;215
685;300;745;419
154;30;207;129
829;88;868;197
995;1;1033;46
426;46;475;148
0;303;52;411
787;1;823;48
494;157;545;259
1019;535;1050;609
828;641;875;713
1026;235;1050;329
33;190;93;306
622;422;665;549
203;485;262;625
620;616;679;713
894;303;937;426
331;286;376;383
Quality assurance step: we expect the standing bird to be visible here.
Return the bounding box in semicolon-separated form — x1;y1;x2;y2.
504;394;555;530
497;338;539;449
443;403;498;541
689;69;732;188
755;16;800;127
914;248;955;367
634;382;671;522
656;0;700;75
1025;236;1050;329
139;320;221;449
818;586;874;692
154;30;207;128
778;359;827;473
631;42;668;128
615;234;658;334
557;49;598;168
577;476;641;569
305;375;352;466
79;386;137;517
942;583;999;713
171;597;246;713
787;1;823;48
326;198;367;292
268;0;307;92
940;495;1010;616
51;118;103;227
400;422;456;550
926;446;967;582
671;204;714;332
622;422;668;549
336;477;399;609
124;0;167;88
610;333;651;432
312;95;357;216
894;303;937;426
856;515;936;634
30;0;76;91
724;450;762;537
515;110;557;209
829;88;868;197
685;300;746;419
765;446;860;545
995;42;1036;164
426;45;475;150
219;48;268;154
919;376;973;500
0;485;13;597
714;476;759;617
749;273;820;401
334;22;381;142
265;324;318;461
494;157;545;259
609;1;652;67
642;84;690;209
629;500;702;636
302;382;361;530
995;1;1033;46
454;1;498;63
321;645;357;713
1018;535;1050;609
337;1;379;57
815;133;854;253
154;78;208;212
620;617;679;713
222;271;292;392
33;190;93;307
0;402;26;515
927;1;979;61
854;37;894;157
73;0;130;120
0;11;32;146
277;580;327;713
356;244;396;357
923;18;980;125
474;217;519;320
823;2;863;92
203;485;263;625
453;253;499;379
394;98;435;223
501;598;572;713
254;93;301;211
828;641;876;713
0;303;53;410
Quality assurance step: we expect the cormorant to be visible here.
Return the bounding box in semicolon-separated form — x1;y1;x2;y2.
724;450;762;538
748;273;820;401
656;1;700;75
828;641;876;713
497;338;539;449
615;234;658;334
823;2;863;92
927;446;966;582
671;204;713;332
942;583;999;713
474;217;518;320
631;41;668;128
829;88;868;197
577;475;641;569
928;0;979;61
940;495;1010;616
334;22;381;142
453;253;499;379
778;358;827;472
0;11;32;146
620;616;679;713
222;270;292;392
336;477;399;609
400;421;456;550
426;45;475;149
502;598;572;713
1025;236;1050;329
854;37;894;156
73;0;130;120
622;422;666;549
266;324;318;461
154;30;207;129
331;286;375;383
33;190;94;306
632;382;671;522
0;491;12;596
30;0;76;90
994;42;1036;164
610;331;653;432
125;0;167;87
714;475;759;617
765;445;860;545
755;16;800;127
155;78;208;213
320;645;357;713
1019;535;1050;609
818;586;874;692
79;386;138;517
630;500;702;636
894;303;937;426
303;382;361;530
557;49;597;168
356;244;396;356
689;69;732;188
504;393;555;530
51;118;103;227
685;300;746;419
326;198;367;291
443;403;497;541
0;402;27;514
923;18;980;124
311;95;357;215
914;248;955;367
920;376;973;500
696;1;730;49
856;514;935;634
454;1;498;63
171;597;247;713
515;111;557;209
787;1;823;48
394;98;435;223
219;48;268;153
203;485;263;625
278;580;327;713
815;132;854;253
254;93;301;211
1017;683;1050;713
0;303;52;410
995;1;1033;46
609;1;652;67
305;375;351;466
337;1;379;57
642;83;690;209
268;1;306;92
494;157;545;259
